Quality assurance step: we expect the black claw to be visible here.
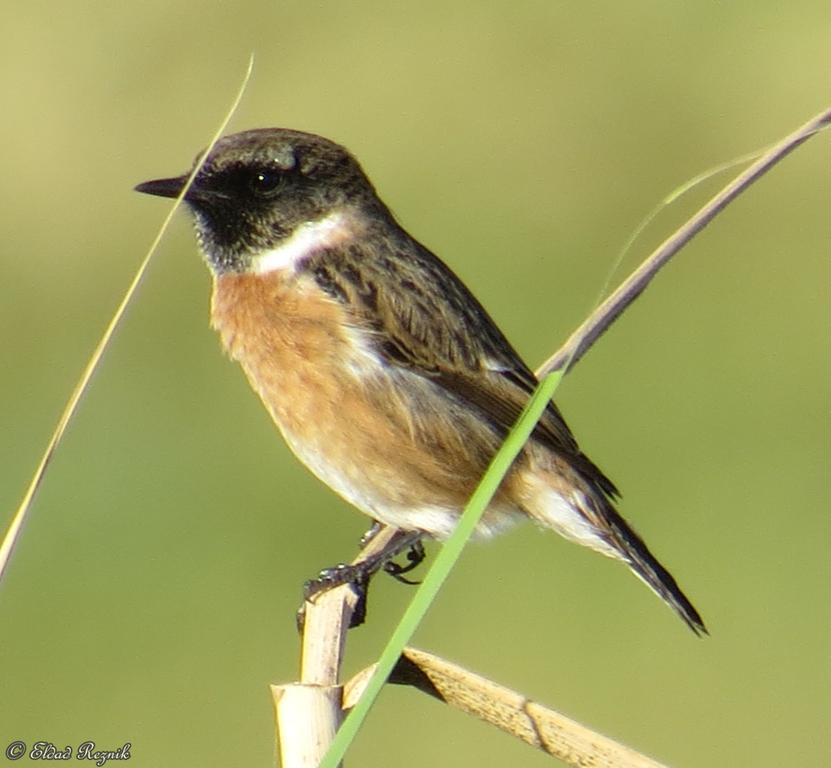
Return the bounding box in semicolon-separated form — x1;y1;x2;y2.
403;540;426;572
350;574;369;628
383;540;426;583
383;563;422;585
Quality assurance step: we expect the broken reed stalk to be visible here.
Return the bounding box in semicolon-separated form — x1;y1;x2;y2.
274;107;831;767
272;527;400;768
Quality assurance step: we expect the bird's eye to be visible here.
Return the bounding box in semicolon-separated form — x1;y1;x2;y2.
249;169;283;197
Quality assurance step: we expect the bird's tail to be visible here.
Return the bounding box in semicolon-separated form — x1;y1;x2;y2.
601;501;707;636
525;465;706;635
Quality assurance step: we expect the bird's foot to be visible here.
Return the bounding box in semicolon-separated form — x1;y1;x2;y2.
382;538;425;584
297;528;425;630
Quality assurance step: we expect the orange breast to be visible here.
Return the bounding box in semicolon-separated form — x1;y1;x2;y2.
210;270;522;536
211;270;362;449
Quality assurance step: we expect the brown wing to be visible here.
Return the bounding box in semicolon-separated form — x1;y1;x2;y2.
307;234;619;499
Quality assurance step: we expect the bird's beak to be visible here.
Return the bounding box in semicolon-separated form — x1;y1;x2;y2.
134;174;189;199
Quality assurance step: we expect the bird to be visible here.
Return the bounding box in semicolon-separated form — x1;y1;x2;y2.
135;128;705;635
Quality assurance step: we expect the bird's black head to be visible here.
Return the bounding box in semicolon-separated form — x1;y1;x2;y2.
136;128;384;274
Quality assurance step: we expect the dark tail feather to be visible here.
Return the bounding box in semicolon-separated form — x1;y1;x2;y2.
605;505;707;636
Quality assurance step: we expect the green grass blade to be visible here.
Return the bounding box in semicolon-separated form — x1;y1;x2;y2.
319;368;564;768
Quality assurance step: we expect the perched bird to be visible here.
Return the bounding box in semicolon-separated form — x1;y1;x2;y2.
136;128;705;635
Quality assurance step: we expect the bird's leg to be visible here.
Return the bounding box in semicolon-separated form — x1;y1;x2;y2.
300;527;424;629
358;520;384;548
304;528;424;598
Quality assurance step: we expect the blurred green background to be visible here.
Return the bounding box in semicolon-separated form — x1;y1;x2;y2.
2;1;830;766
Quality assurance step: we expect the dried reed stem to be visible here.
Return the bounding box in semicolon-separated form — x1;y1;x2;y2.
346;648;669;768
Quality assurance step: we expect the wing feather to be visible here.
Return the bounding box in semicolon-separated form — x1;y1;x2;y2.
308;235;619;498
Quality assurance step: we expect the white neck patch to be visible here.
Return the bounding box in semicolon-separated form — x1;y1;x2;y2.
252;211;353;275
